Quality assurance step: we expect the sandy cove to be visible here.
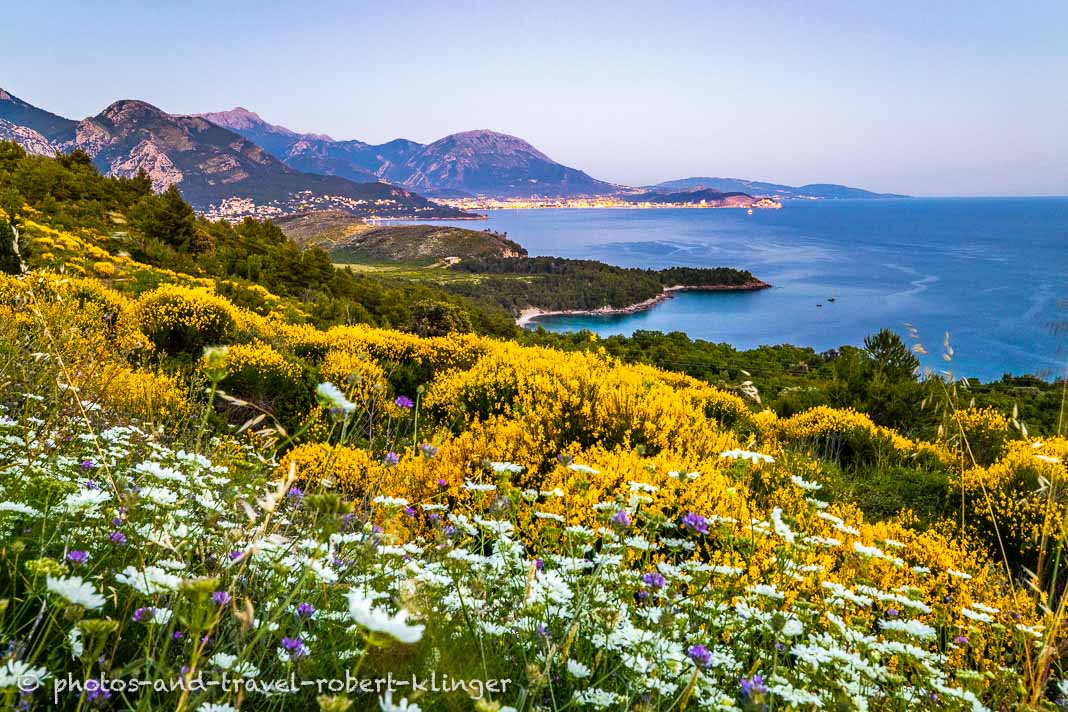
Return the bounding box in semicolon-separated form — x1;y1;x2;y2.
516;280;771;327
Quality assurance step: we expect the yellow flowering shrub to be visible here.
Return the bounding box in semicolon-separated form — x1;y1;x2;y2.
91;363;190;421
948;406;1016;467
0;272;151;354
958;438;1068;564
320;349;391;412
278;442;379;495
136;284;240;354
203;341;309;416
423;342;746;459
768;405;951;468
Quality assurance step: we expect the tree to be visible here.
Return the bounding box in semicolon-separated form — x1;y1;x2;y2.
411;300;472;337
863;329;919;381
130;185;197;251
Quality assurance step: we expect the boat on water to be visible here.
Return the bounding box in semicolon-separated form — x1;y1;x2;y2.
747;208;753;215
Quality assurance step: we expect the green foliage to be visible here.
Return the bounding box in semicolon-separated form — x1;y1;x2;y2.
448;256;757;312
864;328;920;380
130;184;198;251
410;299;473;337
0;221;20;275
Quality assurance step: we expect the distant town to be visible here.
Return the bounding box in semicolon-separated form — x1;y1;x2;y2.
434;196;783;211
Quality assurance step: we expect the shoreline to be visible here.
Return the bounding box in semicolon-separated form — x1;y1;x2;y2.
516;280;771;327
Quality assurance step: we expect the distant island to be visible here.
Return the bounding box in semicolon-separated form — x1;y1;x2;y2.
644;176;910;200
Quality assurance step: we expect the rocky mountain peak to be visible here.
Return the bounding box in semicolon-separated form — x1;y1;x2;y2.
100;99;168;126
434;130;550;161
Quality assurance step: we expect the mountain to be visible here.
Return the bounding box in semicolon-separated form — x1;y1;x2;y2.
0;91;470;220
200;108;617;198
646;177;908;200
0;88;77;140
402;130;615;198
622;188;763;207
197;108;433;186
0;119;57;157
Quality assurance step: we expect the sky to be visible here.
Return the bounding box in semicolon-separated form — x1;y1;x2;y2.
5;0;1067;196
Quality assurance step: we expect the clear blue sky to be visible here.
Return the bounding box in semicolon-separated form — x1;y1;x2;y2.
5;0;1067;195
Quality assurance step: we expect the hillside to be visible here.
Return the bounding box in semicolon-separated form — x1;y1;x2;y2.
0;91;471;220
647;176;910;199
0;118;55;156
1;144;1066;711
273;210;527;264
331;225;526;264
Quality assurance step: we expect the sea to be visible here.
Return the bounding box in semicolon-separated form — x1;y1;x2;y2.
402;198;1068;381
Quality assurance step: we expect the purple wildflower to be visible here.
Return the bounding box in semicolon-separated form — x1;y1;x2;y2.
172;630;184;641
383;452;400;466
642;572;667;589
211;591;231;606
80;459;94;471
886;607;899;617
954;635;968;645
132;607;154;623
296;603;315;619
535;558;544;571
435;478;447;488
287;486;304;499
228;550;244;561
681;511;709;535
281;636;309;658
83;679;110;702
422;444;439;459
67;550;89;566
109;531;126;546
740;674;768;697
394;396;414;409
688;644;713;668
611;510;631;527
404;506;416;518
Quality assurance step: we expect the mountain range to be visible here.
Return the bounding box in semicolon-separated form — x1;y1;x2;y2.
0;90;469;220
0;87;908;215
644;177;908;200
198;108;616;198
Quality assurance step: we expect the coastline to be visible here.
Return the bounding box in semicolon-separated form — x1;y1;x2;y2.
516;280;770;327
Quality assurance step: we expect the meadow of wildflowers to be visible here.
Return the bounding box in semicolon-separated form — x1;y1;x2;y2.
0;216;1067;711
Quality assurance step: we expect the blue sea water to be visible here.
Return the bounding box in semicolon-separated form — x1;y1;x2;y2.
404;199;1068;381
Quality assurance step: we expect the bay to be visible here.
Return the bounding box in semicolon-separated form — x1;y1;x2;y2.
402;199;1068;381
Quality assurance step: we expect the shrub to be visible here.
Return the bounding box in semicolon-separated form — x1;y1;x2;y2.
136;284;237;354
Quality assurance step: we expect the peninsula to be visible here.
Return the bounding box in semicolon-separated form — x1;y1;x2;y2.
517;280;771;327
